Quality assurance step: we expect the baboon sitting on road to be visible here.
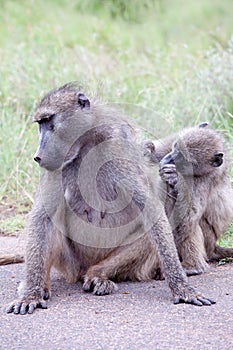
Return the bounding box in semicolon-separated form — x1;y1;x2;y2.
7;84;214;314
144;125;233;275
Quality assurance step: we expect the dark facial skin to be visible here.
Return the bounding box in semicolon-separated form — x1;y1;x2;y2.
34;115;55;165
160;142;193;176
33;92;91;171
160;143;224;177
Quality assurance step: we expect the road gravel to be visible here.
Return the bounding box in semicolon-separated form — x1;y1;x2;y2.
1;236;233;350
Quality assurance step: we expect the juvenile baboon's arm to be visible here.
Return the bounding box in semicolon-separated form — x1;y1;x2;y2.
159;165;209;275
159;164;192;231
159;164;179;218
178;222;209;275
6;205;52;315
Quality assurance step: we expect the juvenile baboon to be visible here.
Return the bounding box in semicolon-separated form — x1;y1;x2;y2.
7;84;214;314
144;125;233;275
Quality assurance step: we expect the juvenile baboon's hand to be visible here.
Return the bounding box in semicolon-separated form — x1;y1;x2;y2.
6;296;48;315
159;164;178;188
173;284;216;306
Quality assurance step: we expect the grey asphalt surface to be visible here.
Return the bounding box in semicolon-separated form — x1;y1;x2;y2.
1;236;233;350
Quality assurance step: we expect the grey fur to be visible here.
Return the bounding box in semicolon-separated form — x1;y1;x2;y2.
7;85;215;314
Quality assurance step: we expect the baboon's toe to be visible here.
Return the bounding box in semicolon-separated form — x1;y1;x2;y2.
83;276;118;295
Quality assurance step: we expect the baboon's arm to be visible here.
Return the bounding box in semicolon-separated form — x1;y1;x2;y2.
150;209;214;306
6;205;52;314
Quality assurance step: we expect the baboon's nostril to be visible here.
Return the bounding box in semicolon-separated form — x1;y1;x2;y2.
34;156;41;164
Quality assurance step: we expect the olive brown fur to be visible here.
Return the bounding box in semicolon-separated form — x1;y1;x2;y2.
144;124;233;276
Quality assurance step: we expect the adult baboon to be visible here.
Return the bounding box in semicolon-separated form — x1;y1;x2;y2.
7;84;214;314
144;124;233;275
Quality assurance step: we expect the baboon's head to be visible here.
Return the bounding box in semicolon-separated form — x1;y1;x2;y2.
33;83;91;171
160;125;225;177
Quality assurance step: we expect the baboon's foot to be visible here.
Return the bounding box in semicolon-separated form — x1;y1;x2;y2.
172;283;215;306
182;261;209;276
159;164;178;188
184;268;203;276
6;295;48;315
83;275;118;296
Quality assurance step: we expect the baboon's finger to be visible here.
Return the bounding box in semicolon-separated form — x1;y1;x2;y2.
6;304;14;313
189;298;203;306
197;297;215;305
28;304;35;314
20;303;29;315
13;303;21;314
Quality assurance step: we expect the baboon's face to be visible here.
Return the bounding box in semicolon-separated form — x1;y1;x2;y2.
160;129;224;177
33;89;90;171
34;114;66;171
160;141;194;176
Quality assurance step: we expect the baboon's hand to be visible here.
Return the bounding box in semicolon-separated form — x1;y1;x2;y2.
83;275;118;296
173;285;216;306
6;296;48;315
159;164;178;188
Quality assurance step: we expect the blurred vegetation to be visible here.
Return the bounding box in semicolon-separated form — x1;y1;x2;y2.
0;0;232;238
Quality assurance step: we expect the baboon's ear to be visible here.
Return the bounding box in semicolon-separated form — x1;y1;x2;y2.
198;122;209;128
77;93;90;110
211;152;224;167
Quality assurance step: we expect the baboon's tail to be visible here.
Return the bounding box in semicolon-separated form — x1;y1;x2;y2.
0;254;24;265
211;245;233;260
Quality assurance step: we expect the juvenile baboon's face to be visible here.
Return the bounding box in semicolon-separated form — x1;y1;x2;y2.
160;128;224;177
33;86;90;171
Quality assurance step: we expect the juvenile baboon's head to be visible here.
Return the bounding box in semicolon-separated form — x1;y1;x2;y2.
160;126;225;177
33;83;91;171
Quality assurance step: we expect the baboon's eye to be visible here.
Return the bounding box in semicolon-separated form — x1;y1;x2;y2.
48;123;55;131
38;114;55;132
47;114;55;121
38;114;55;124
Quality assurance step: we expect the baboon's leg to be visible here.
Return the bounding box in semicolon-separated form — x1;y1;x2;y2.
83;236;157;295
179;224;209;276
200;218;217;260
201;218;233;261
211;245;233;261
42;253;55;300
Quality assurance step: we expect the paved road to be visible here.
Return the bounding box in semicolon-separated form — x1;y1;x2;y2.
1;236;233;350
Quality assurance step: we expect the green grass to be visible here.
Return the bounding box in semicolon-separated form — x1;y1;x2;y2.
218;223;233;247
0;0;232;242
0;214;25;235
